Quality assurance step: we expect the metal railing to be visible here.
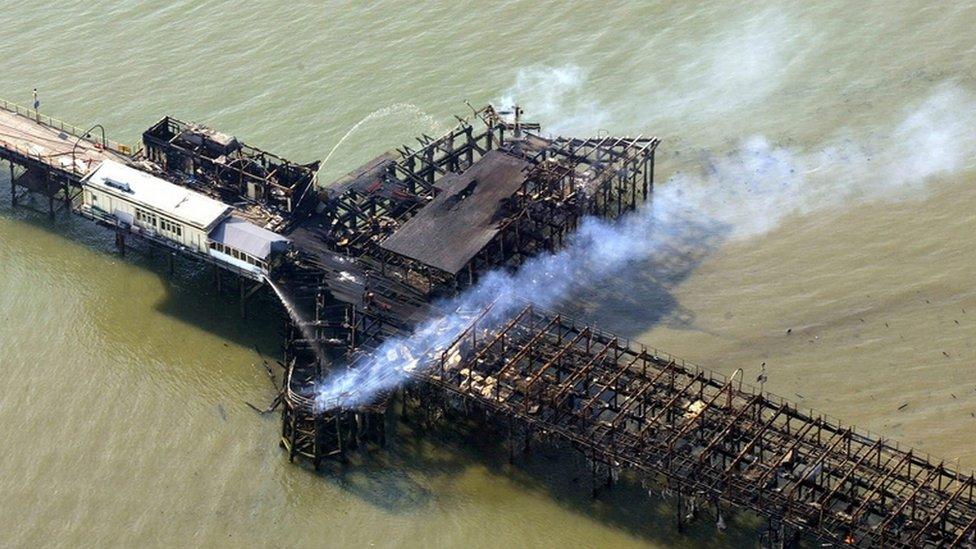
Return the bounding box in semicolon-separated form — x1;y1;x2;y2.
0;97;134;156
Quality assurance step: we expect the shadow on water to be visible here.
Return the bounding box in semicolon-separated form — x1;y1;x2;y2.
303;411;762;548
559;214;730;339
3;183;750;546
299;218;746;547
0;184;284;351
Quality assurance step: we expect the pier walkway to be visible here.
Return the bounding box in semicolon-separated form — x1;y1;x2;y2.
2;98;973;547
0;98;132;218
0;99;131;177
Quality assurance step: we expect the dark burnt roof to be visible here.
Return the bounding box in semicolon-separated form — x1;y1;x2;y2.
378;150;529;275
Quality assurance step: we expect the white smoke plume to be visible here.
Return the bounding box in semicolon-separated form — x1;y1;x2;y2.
315;83;976;411
499;65;611;135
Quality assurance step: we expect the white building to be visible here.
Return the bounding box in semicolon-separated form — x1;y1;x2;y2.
207;217;289;276
80;160;290;277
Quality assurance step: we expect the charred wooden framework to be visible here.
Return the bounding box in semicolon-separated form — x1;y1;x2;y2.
0;98;309;317
3;97;975;547
143;116;320;231
278;109;976;547
321;107;659;296
414;305;976;548
295;301;976;547
276;272;392;466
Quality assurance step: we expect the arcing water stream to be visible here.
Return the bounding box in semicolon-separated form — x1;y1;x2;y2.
3;2;976;547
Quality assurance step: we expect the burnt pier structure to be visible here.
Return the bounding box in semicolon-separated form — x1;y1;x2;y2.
1;96;973;548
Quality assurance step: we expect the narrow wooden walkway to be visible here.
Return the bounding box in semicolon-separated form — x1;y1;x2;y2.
0;98;130;179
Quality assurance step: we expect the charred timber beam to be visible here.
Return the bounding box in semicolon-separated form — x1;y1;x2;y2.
636;372;703;443
522;330;589;411
815;439;884;523
573;352;646;423
905;473;973;546
951;514;976;547
696;394;764;467
663;377;737;452
491;317;564;396
743;418;821;491
549;337;616;411
869;461;945;544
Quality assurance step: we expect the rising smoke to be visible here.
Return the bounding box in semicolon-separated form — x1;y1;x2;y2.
314;81;976;411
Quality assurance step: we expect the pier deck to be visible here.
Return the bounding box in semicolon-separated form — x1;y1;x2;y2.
0;100;130;176
2;97;974;547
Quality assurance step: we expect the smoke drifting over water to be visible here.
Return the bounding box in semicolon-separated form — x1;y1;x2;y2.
499;65;611;135
315;83;976;411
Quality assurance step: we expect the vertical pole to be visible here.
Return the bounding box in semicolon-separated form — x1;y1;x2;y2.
591;452;598;499
676;492;685;533
239;275;246;319
508;416;515;464
336;414;345;461
288;408;298;462
649;150;655;195
312;414;323;471
9;160;15;207
168;252;175;275
47;173;55;219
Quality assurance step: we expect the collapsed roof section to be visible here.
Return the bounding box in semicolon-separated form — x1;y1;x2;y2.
141;116;319;232
314;105;659;295
377;150;529;275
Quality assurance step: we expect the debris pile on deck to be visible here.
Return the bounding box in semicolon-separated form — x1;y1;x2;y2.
2;96;973;548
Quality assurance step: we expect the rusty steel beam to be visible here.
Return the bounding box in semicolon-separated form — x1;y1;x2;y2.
816;439;884;523
869;463;946;544
847;449;914;530
781;428;852;501
549;337;617;410
663;377;737;452
906;473;973;546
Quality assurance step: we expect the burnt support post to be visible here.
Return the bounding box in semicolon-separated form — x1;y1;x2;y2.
239;276;246;318
47;172;55;219
213;265;222;294
508;415;515;464
115;230;126;255
312;413;324;471
9;160;15;206
676;492;685;533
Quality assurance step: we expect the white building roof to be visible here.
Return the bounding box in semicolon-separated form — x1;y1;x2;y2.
83;160;230;229
209;217;290;260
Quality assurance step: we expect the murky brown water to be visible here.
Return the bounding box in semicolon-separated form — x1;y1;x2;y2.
1;1;975;547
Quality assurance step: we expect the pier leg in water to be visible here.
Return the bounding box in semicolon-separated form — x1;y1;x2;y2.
508;416;515;464
213;265;221;294
46;172;54;219
115;230;125;255
9;160;15;206
676;488;686;533
239;276;246;319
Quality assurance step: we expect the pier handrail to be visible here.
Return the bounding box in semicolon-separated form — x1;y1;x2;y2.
0;96;134;156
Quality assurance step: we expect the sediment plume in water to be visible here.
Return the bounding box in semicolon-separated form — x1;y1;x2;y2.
314;83;976;411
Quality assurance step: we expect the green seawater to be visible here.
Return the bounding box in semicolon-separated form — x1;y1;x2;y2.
2;2;976;547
